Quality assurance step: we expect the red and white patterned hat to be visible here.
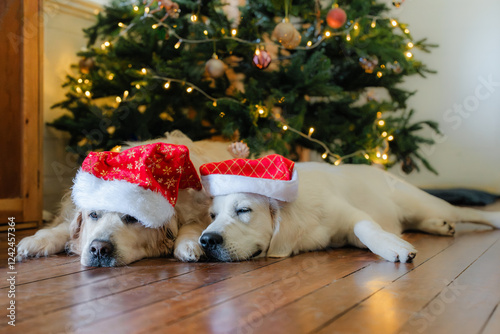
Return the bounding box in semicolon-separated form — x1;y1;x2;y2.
72;143;202;228
199;154;298;202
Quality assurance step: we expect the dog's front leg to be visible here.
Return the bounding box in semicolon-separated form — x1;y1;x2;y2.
174;222;206;262
353;220;417;263
17;220;71;261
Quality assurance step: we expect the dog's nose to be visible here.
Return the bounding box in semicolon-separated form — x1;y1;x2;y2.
89;240;114;258
199;232;223;249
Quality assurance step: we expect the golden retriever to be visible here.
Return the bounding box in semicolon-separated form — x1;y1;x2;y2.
199;162;500;262
17;131;232;266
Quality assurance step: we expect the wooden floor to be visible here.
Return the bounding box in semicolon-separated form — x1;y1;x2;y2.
1;202;499;334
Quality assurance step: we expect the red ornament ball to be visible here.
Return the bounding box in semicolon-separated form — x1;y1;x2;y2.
252;50;271;70
326;8;347;29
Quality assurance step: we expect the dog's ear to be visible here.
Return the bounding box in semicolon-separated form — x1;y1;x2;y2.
266;199;297;258
66;211;83;254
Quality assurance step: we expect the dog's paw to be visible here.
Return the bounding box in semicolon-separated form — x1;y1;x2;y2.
369;232;417;263
421;218;456;236
174;239;204;262
16;230;66;261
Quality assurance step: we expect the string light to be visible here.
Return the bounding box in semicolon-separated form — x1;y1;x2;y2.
334;160;341;166
405;51;413;58
376;71;383;78
77;78;83;83
371;19;376;28
141;68;147;74
213;101;217;107
407;42;414;48
376;152;381;158
387;135;394;141
353;23;359;30
164;81;170;89
135;84;141;89
108;74;114;80
382;154;388;160
391;19;398;27
257;107;265;115
118;22;125;28
308;127;315;136
145;7;150;14
381;131;388;137
307;41;312;47
123;90;129;99
174;40;182;49
364;154;370;159
346;34;351;41
322;153;328;159
84;91;91;98
104;41;110;47
152;24;158;29
325;31;331;38
76;87;82;93
404;28;410;34
84;79;90;84
191;14;197;22
116;96;122;103
231;29;237;36
186;87;193;93
378;120;385;126
283;125;288;130
203;30;208;35
133;5;139;12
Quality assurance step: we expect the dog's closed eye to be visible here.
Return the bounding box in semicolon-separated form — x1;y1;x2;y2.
236;208;252;215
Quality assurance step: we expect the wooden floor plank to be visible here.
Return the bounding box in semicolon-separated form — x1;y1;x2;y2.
5;259;283;332
481;302;500;334
82;249;375;334
397;237;500;334
314;229;500;334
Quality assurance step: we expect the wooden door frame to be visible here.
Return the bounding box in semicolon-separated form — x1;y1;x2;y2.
0;0;43;230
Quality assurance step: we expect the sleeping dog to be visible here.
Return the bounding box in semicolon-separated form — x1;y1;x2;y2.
17;131;232;266
197;156;500;262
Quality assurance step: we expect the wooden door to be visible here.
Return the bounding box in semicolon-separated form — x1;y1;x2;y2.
0;0;43;231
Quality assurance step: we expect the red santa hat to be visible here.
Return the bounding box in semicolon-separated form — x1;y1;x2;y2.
72;143;202;228
199;154;298;202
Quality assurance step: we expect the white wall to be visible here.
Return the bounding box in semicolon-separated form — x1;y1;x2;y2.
388;0;500;192
43;0;108;212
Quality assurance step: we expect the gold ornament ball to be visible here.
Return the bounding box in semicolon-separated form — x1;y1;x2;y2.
273;22;301;49
205;58;226;78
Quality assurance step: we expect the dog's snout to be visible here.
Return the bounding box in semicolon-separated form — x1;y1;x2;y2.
200;232;223;249
89;240;114;259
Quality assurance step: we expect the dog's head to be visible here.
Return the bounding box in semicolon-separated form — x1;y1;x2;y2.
67;209;177;267
199;192;293;261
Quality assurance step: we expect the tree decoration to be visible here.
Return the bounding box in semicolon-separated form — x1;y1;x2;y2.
387;61;403;74
205;56;226;78
326;8;347;29
359;56;379;73
78;57;94;74
227;142;250;159
252;49;271;69
273;21;301;49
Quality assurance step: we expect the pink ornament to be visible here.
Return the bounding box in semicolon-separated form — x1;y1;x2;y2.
326;8;347;29
252;50;271;69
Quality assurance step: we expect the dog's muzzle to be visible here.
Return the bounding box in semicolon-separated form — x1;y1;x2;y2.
88;239;116;267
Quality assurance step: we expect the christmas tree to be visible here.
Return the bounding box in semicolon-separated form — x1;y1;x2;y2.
51;0;439;173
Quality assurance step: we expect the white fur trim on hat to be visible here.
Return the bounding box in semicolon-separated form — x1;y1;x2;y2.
72;170;175;228
201;169;299;202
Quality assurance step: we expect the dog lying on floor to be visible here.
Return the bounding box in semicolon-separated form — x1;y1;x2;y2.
17;131;233;266
197;155;500;262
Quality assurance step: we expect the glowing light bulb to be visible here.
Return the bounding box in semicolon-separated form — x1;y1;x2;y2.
404;28;410;34
377;111;382;118
116;96;122;103
353;23;359;30
378;120;385;126
364;154;370;160
175;40;182;49
346;34;351;41
258;108;264;115
118;22;125;28
203;30;208;35
213;101;217;107
387;135;394;141
321;153;328;159
77;78;83;83
186;87;193;93
334;160;341;166
164;82;170;89
108;74;114;80
145;7;150;14
135;84;141;89
376;71;383;78
133;6;139;12
283;125;288;131
104;41;110;47
307;41;312;47
84;79;89;84
141;68;147;74
191;14;197;22
371;20;376;28
231;29;237;36
152;24;158;29
123;90;129;99
84;91;91;98
76;87;82;93
382;154;388;160
376;152;381;158
407;42;414;48
406;51;413;58
325;31;331;38
308;127;315;136
391;19;398;27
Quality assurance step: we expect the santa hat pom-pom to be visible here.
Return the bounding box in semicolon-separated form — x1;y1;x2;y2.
227;142;250;159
